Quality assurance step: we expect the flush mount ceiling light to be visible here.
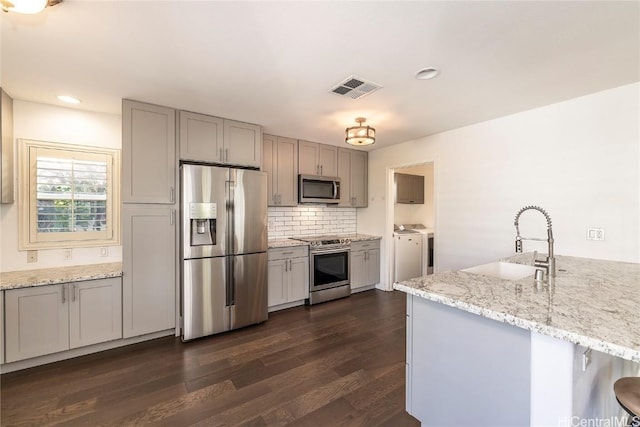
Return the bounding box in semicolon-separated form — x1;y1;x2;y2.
1;0;62;14
345;117;375;146
57;95;81;104
415;67;440;80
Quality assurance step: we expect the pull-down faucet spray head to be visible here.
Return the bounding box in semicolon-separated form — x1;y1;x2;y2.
514;205;556;278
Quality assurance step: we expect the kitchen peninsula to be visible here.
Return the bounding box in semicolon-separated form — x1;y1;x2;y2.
394;253;640;426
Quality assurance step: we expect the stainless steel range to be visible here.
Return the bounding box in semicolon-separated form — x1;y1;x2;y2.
290;235;351;305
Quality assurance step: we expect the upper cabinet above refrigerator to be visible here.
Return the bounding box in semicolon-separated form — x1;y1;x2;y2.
179;111;262;169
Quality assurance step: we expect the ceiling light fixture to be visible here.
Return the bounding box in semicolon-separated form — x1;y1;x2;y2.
415;67;440;80
57;95;81;104
345;117;375;146
1;0;62;14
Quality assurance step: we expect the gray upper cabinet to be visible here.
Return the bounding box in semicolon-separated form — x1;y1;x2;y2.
395;173;424;204
122;100;176;204
263;134;298;206
298;140;337;177
337;148;368;208
179;112;261;168
1;88;14;204
179;111;223;163
224;119;261;168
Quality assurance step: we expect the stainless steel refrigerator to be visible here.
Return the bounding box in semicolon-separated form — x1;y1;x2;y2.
181;163;268;341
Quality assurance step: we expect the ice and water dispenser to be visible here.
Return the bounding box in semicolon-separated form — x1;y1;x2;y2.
189;202;217;246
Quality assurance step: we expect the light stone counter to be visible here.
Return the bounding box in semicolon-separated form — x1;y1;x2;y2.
341;233;382;242
268;234;381;249
267;239;309;249
394;253;640;362
0;262;123;290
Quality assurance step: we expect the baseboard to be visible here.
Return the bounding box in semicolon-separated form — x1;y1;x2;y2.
0;329;176;373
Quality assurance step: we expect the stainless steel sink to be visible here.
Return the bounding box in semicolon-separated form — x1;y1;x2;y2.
462;261;538;280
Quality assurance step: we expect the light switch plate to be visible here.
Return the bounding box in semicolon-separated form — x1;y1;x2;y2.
64;249;72;260
100;247;109;257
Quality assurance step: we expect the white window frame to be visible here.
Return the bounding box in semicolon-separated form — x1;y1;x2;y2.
19;139;121;250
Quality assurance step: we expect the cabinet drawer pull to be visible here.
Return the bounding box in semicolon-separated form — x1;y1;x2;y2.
282;251;294;255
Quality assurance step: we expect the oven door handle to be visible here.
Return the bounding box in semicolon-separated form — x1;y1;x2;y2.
311;247;350;255
333;181;338;199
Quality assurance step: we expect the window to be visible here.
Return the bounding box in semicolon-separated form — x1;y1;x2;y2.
19;139;120;249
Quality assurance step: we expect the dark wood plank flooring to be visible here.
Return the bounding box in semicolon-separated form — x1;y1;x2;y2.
0;290;419;426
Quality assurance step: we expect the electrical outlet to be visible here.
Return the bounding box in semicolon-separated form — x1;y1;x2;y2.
27;250;38;263
100;247;109;257
587;228;605;241
64;249;72;260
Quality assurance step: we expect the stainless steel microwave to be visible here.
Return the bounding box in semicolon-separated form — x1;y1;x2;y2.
299;175;340;204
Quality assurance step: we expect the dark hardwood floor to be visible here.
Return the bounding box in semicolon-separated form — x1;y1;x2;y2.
0;290;419;426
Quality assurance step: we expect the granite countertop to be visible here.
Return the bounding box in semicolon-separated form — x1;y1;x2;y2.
0;262;123;290
268;234;381;249
342;233;382;242
268;239;309;249
394;253;640;363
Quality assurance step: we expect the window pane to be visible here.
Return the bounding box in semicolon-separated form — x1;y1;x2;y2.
35;155;109;234
37;199;72;232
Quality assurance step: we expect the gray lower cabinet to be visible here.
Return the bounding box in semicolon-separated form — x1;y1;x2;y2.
122;99;176;204
263;134;298;206
268;246;309;310
337;148;368;207
122;205;176;338
4;278;122;363
350;240;380;290
0;291;4;364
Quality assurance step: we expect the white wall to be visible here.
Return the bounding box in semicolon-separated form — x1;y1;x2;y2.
393;163;434;227
0;101;122;272
358;83;640;289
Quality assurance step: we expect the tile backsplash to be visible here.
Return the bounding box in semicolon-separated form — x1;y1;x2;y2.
268;206;357;239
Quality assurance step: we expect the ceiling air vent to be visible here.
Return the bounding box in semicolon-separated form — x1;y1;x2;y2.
329;75;382;100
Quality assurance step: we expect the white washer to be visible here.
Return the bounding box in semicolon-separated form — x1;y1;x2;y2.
394;230;423;282
402;224;434;275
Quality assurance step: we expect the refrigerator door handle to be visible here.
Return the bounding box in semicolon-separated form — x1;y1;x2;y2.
227;179;235;254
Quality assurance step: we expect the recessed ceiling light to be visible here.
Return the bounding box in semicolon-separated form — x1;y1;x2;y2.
415;67;440;80
57;95;81;104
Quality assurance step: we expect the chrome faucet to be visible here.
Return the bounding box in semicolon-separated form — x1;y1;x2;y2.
514;205;556;278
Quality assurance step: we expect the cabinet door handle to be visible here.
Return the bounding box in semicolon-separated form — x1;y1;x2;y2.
284;260;288;272
289;259;292;271
61;285;66;304
72;284;77;302
278;194;282;204
170;187;175;203
170;210;175;225
320;165;323;175
225;148;229;162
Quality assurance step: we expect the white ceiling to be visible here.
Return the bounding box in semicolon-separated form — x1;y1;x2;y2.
1;1;639;150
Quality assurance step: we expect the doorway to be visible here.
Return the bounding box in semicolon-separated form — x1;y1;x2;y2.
384;161;436;291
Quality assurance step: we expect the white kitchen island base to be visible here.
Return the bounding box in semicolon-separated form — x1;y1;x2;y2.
406;294;638;426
